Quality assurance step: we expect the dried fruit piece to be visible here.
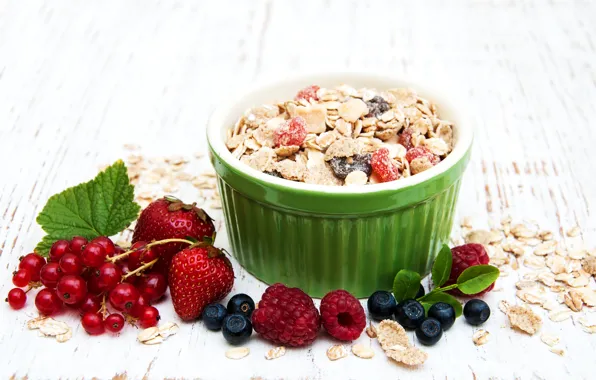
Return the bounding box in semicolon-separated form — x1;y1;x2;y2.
326;345;348;361
274;117;308;147
405;147;439;165
225;347;250;360
352;344;375;359
265;346;286;360
371;148;399;182
365;324;378;338
328;154;372;179
365;96;390;118
398;128;415;150
295;85;320;102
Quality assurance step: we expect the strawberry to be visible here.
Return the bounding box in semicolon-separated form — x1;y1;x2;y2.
132;196;215;276
169;244;234;321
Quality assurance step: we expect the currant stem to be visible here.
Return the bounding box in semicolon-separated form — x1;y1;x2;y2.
122;258;159;280
100;294;108;319
108;238;195;263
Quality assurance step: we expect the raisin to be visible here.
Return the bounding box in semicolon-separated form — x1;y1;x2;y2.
371;148;399;182
328;154;372;179
295;85;320;102
274;117;308;147
405;147;440;165
365;96;390;118
263;170;283;178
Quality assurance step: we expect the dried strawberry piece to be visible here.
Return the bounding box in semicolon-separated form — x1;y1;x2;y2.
371;148;399;183
398;128;415;150
295;85;320;102
274;117;308;147
405;147;440;165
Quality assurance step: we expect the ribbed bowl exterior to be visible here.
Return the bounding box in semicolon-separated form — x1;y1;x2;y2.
218;176;462;298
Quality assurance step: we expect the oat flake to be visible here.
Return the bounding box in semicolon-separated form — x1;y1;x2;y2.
326;345;348;361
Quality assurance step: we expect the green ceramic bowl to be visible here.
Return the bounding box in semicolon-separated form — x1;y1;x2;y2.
207;73;472;298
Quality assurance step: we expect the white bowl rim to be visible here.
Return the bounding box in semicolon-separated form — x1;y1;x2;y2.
207;71;473;195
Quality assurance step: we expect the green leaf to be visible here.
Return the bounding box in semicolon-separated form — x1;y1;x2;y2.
456;265;500;295
35;160;140;256
431;244;452;287
392;269;421;303
418;291;463;317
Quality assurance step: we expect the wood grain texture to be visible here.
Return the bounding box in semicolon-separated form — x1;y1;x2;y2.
1;0;595;378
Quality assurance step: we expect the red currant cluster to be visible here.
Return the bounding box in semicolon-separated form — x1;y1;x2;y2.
6;236;169;336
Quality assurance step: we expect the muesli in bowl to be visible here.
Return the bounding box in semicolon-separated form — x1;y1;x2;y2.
226;84;454;186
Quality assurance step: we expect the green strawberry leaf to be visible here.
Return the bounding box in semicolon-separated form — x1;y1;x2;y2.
35;160;140;256
431;244;452;287
418;291;462;317
393;269;421;303
456;265;500;295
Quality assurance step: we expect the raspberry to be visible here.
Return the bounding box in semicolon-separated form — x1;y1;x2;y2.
252;283;320;347
445;244;494;297
398;128;415;150
405;146;439;165
320;290;366;341
295;85;320;102
371;148;399;182
274;117;308;147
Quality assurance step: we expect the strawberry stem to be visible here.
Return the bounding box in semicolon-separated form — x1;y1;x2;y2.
108;238;195;263
121;258;159;280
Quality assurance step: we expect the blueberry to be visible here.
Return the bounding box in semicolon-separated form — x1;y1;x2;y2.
222;314;253;345
202;303;228;331
415;284;425;299
227;293;255;318
395;299;425;330
463;299;490;326
415;318;443;346
367;291;397;321
328;154;372;179
428;302;456;330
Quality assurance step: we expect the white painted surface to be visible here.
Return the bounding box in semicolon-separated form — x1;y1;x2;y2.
1;1;595;379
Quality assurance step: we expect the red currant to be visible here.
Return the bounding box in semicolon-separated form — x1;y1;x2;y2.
96;263;122;292
81;243;107;268
90;236;116;258
12;269;31;288
127;241;148;270
139;306;160;328
6;288;27;309
49;240;72;263
111;245;126;258
39;263;62;288
109;283;139;312
59;253;83;275
104;313;125;333
79;294;101;315
274;117;307;147
56;275;87;305
35;288;61;315
81;312;105;335
130;294;150;318
137;273;167;302
86;271;102;295
118;260;139;286
18;253;46;281
69;236;88;255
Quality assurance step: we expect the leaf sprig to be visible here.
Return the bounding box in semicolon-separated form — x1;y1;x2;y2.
392;244;499;318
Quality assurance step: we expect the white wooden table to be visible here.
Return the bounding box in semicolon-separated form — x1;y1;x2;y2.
1;1;595;378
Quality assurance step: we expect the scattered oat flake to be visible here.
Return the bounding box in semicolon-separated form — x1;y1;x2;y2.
158;322;179;339
377;320;409;350
138;327;160;342
265;346;286;360
548;308;572;322
498;300;512;314
549;347;565;356
39;319;70;336
472;329;490;346
226;347;250;360
507;305;542;335
27;316;48;330
352;344;375;359
566;226;581;237
326;345;348;361
55;328;73;343
540;333;560;347
366;324;377;338
385;346;428;366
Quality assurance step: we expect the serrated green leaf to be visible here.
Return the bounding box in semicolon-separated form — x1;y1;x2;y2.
35;160;140;256
418;291;463;317
431;244;452;287
392;269;421;303
456;265;500;295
